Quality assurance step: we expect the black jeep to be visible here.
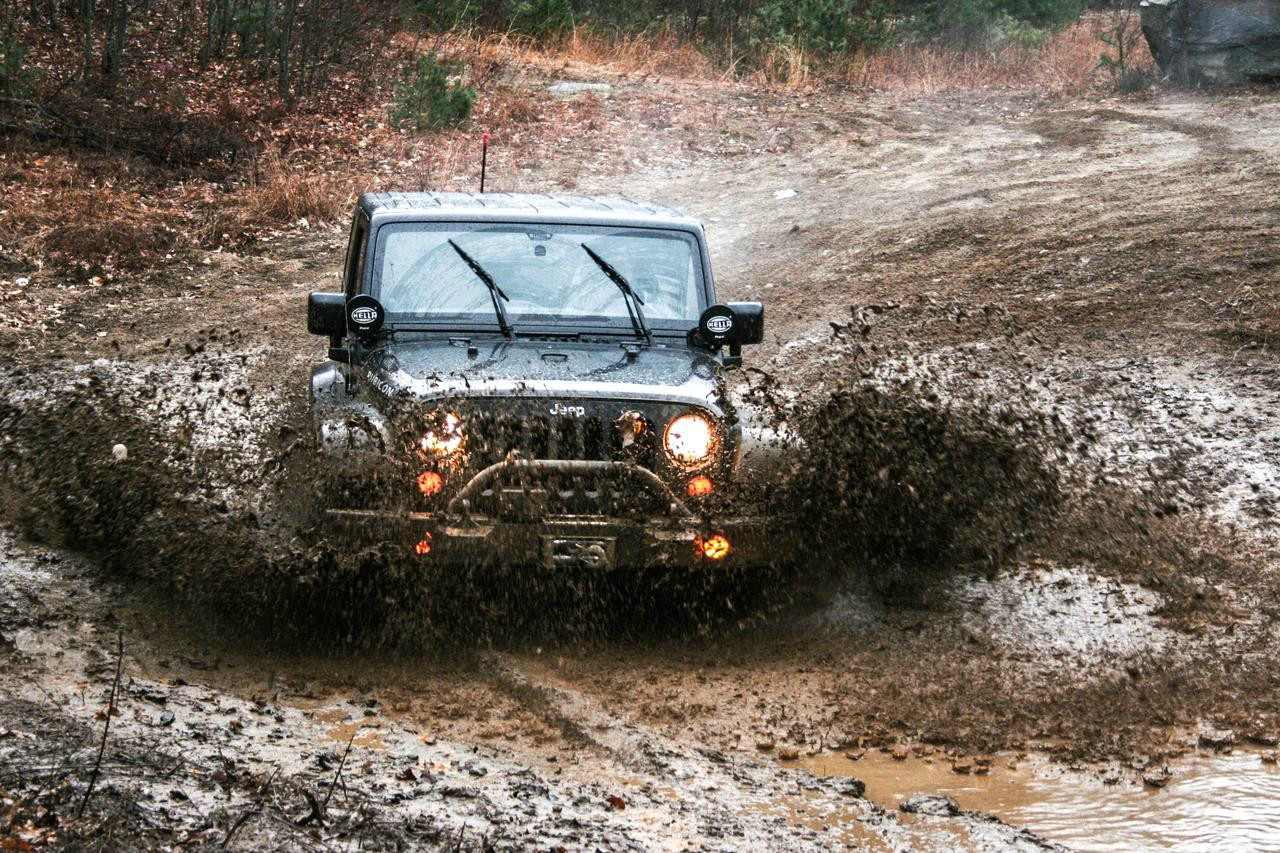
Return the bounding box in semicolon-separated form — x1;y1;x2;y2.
307;192;788;572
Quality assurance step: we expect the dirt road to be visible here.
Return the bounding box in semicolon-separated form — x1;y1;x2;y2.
3;70;1279;848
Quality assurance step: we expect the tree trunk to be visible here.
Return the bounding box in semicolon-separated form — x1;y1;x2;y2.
277;0;295;103
101;0;128;89
1178;0;1191;85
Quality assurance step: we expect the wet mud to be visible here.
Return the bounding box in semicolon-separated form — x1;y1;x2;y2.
792;747;1280;851
3;82;1280;848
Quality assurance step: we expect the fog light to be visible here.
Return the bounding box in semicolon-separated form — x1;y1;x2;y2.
414;534;433;556
687;476;714;497
699;534;730;560
417;470;444;496
421;412;464;457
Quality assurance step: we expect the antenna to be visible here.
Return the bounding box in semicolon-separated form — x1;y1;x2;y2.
479;132;489;193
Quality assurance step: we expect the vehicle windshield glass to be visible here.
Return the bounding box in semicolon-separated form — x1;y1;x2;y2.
371;222;704;333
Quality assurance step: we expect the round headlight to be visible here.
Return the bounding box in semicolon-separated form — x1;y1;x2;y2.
664;412;715;466
421;412;464;457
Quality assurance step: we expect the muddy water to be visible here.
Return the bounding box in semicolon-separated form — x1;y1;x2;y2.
793;749;1280;851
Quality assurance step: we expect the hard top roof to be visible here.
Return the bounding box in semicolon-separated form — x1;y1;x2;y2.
356;192;701;230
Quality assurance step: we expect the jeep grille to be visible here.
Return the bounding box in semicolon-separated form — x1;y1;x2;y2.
465;412;658;468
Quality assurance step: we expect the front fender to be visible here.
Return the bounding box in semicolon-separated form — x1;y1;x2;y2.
311;362;392;455
735;404;802;481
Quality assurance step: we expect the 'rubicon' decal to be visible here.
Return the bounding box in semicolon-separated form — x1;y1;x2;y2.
364;370;396;397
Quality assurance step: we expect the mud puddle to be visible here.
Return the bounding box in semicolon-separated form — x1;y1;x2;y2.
790;748;1280;851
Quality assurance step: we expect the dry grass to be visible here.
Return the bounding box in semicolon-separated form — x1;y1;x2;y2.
836;15;1154;93
435;25;717;81
208;149;361;244
452;13;1155;93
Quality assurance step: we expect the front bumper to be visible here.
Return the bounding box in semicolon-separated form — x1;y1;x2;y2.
323;459;784;570
325;510;781;570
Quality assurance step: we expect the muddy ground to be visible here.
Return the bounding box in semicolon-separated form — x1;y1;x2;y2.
2;66;1279;848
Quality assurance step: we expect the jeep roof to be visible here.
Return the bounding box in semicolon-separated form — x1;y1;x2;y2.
356;192;704;231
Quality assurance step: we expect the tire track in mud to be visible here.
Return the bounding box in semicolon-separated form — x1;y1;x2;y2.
478;651;1062;850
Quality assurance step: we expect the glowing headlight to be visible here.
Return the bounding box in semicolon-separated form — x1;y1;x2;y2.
664;412;715;465
421;412;464;457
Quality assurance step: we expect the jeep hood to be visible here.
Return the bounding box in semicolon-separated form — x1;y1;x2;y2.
359;339;726;410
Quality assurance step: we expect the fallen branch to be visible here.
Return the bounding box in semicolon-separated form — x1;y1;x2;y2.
77;630;124;818
221;805;261;848
321;728;358;814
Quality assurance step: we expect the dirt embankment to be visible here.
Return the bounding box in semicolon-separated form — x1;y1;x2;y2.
3;72;1280;848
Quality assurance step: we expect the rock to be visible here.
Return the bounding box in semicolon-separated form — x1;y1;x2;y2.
111;443;128;461
951;758;973;774
778;745;800;761
899;794;961;817
891;745;911;761
755;738;775;752
159;711;175;726
548;81;612;95
844;749;865;761
1198;727;1238;749
841;779;867;798
1142;767;1172;788
1140;0;1280;85
1260;751;1278;764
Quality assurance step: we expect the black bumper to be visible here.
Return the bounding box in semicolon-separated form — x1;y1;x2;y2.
322;458;788;570
324;509;782;570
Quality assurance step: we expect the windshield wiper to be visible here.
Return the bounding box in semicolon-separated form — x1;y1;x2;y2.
448;239;514;339
581;243;652;345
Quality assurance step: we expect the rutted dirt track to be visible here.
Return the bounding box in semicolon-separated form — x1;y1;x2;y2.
3;72;1280;848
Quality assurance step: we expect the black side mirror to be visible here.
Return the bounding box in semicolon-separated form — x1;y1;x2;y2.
692;302;765;367
308;292;346;337
725;301;764;345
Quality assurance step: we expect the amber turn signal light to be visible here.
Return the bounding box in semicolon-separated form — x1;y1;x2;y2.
687;476;714;497
417;471;444;496
698;534;731;560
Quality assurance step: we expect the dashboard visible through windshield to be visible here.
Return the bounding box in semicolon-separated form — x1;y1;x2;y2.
371;222;706;334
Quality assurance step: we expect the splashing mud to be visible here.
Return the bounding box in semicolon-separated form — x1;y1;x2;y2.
0;302;1210;650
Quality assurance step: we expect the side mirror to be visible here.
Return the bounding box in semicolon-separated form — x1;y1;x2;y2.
725;301;764;345
693;302;765;368
308;292;346;337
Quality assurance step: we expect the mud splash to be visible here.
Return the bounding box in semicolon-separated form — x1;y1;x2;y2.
0;308;1216;647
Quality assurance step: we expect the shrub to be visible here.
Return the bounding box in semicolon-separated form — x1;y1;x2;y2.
749;0;892;58
506;0;577;39
905;0;1083;48
389;53;476;132
0;34;39;98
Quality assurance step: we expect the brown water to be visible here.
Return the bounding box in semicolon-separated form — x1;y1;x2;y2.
793;749;1280;851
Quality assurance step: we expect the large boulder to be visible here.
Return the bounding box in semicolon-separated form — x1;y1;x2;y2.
1140;0;1280;85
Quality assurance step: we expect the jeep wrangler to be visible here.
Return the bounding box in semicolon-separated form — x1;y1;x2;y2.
307;192;786;572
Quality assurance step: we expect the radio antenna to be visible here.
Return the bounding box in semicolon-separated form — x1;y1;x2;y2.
479;132;489;193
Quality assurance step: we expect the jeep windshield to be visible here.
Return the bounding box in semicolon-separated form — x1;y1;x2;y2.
371;222;705;335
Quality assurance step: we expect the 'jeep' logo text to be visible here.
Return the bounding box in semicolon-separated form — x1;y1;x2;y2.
706;315;733;334
549;402;586;417
350;306;378;324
